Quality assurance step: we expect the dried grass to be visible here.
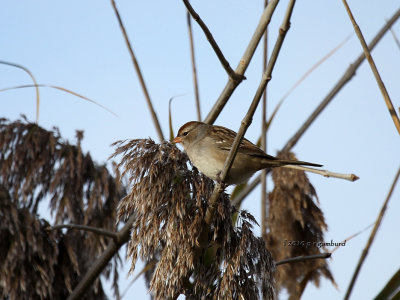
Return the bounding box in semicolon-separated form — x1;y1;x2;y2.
0;117;124;299
267;151;335;299
112;139;275;299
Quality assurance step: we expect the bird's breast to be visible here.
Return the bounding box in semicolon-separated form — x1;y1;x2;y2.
186;146;224;181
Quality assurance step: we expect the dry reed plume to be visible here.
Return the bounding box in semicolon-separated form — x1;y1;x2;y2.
112;139;275;299
267;151;335;299
0;117;124;299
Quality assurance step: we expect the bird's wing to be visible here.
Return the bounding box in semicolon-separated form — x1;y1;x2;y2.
213;125;277;160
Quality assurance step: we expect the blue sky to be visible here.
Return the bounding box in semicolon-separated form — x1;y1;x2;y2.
1;1;400;299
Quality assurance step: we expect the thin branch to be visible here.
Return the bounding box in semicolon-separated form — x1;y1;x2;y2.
186;8;202;121
232;12;400;209
176;4;296;298
204;0;280;124
68;215;135;300
275;34;352;111
344;166;400;300
261;0;269;242
182;0;244;82
51;224;118;241
240;34;357;211
110;0;164;142
231;160;359;208
210;0;295;220
261;17;269;292
232;175;261;208
331;222;375;253
255;33;352;147
283;8;400;152
276;252;331;266
282;164;359;182
389;27;400;51
0;60;40;122
0;84;118;117
208;0;294;236
218;0;295;185
341;0;400;135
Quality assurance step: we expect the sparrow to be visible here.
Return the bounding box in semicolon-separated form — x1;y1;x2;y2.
173;121;322;185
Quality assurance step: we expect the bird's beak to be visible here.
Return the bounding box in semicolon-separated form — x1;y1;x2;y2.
173;136;182;144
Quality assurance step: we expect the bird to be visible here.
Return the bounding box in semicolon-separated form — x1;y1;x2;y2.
173;121;322;185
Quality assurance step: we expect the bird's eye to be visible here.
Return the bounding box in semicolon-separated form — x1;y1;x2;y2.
183;131;189;136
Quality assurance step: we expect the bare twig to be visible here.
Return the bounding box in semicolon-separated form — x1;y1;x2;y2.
204;0;280;124
0;60;40;122
179;4;296;298
344;166;400;300
110;0;164;142
261;0;269;241
341;0;400;135
241;35;356;210
222;0;295;182
68;215;135;300
389;27;400;50
331;222;375;253
232;175;261;208
198;0;295;258
276;252;331;266
216;0;295;209
282;165;359;182
232;12;400;209
186;8;202;121
182;0;244;82
231;161;359;208
283;8;400;152
51;224;118;241
274;34;352;113
255;34;352;147
0;84;118;117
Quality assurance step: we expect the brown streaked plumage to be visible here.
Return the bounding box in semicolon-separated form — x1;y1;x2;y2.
173;121;322;185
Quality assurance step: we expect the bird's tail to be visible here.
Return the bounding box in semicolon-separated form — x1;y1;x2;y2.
276;159;322;168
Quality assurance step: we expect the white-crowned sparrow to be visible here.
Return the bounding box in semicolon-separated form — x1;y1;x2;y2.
173;121;322;185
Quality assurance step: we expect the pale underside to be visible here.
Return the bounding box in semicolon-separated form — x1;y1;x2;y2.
185;126;277;185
